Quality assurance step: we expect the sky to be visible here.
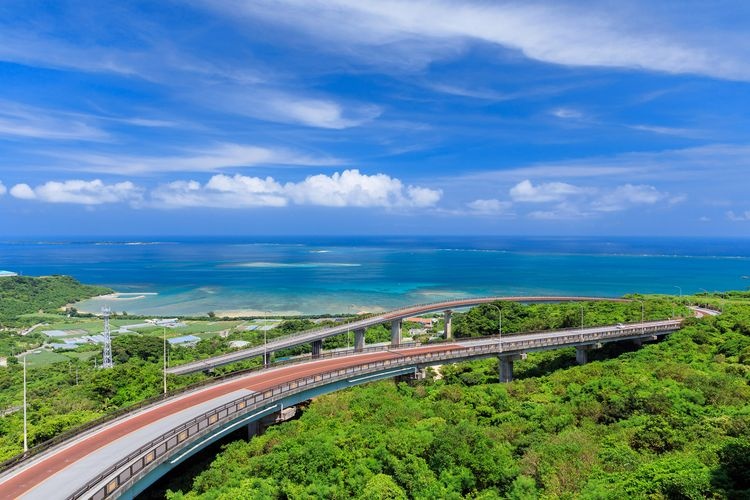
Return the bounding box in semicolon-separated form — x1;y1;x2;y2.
0;0;749;237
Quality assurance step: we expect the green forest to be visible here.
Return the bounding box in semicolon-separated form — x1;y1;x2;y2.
0;275;111;325
164;299;750;500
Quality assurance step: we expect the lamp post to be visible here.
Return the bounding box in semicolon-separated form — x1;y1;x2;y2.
263;311;270;367
162;327;167;395
487;304;502;350
579;303;585;328
23;353;28;453
635;299;645;334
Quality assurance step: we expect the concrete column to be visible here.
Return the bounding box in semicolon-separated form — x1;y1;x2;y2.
354;328;365;352
444;310;453;340
499;356;514;383
391;319;402;347
263;352;271;367
247;420;260;439
575;346;589;365
311;340;322;358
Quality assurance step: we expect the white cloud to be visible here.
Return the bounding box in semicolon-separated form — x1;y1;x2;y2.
285;170;441;208
727;210;750;222
551;108;584;120
49;143;342;175
503;178;678;219
466;198;512;215
10;179;143;205
591;184;668;212
151;169;442;209
9;184;35;200
197;0;750;81
510;179;588;203
0;101;108;141
265;96;381;129
151;175;287;208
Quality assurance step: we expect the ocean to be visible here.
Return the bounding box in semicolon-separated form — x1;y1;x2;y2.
1;236;748;316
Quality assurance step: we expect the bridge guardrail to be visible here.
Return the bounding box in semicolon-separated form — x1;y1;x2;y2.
72;321;679;499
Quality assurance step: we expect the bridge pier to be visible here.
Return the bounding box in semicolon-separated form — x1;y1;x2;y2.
354;328;365;352
247;406;298;439
444;310;453;340
263;352;271;367
391;319;402;347
575;346;590;365
499;356;514;383
311;340;322;358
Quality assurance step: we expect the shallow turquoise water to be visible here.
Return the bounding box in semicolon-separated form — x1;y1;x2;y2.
1;236;748;315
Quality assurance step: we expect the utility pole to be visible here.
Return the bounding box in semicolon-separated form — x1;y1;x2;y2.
163;327;167;395
23;353;28;452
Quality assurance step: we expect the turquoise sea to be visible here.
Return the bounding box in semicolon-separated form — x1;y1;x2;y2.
1;236;748;316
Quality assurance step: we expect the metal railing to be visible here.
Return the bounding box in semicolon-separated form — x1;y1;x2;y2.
70;321;679;499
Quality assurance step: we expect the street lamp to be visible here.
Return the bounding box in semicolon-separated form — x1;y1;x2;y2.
263;311;270;367
487;303;502;350
579;303;585;328
635;299;645;334
162;327;167;395
23;353;28;452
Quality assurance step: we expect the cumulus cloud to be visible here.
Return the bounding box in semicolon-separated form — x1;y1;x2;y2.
510;179;588;203
10;179;143;205
151;169;442;209
151;175;287;208
466;198;513;215
285;170;440;208
9;183;35;200
504;178;679;219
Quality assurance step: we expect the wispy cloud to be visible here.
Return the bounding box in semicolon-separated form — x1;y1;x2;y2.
199;88;382;129
195;0;750;80
44;143;343;175
0;102;109;141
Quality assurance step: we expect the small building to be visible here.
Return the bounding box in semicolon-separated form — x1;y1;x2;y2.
168;335;201;347
0;270;18;277
405;317;434;328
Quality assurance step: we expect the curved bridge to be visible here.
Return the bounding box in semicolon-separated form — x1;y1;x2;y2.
168;296;632;375
0;314;683;499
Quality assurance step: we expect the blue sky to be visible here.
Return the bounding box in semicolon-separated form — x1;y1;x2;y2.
1;0;749;237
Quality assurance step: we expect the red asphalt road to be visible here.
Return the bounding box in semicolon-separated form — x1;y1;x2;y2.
1;344;459;499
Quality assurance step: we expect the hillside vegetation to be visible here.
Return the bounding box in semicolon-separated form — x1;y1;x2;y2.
0;275;111;324
167;299;750;499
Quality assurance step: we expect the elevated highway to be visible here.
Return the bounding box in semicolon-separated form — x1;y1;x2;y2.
1;313;682;499
168;296;632;375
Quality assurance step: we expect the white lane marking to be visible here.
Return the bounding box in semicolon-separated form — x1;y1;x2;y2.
348;368;415;384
